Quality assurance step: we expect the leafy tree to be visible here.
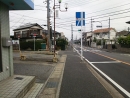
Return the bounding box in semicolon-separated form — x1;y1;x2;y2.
56;38;68;50
118;36;130;48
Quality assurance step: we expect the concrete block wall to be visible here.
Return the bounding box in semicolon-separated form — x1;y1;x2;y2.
115;44;130;53
0;2;14;81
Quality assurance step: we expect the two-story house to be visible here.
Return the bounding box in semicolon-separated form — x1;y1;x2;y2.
13;23;43;40
93;28;117;44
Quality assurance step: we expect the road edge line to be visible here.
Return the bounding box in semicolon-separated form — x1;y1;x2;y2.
74;48;130;98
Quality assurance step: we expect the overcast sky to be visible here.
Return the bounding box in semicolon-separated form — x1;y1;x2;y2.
9;0;130;40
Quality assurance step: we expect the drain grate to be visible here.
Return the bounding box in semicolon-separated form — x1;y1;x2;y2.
14;77;23;80
46;81;59;88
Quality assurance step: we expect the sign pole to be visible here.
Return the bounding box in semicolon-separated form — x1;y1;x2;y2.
76;12;85;60
81;12;83;60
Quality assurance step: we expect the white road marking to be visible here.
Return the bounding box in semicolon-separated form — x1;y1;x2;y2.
74;47;130;98
91;61;121;63
120;54;130;56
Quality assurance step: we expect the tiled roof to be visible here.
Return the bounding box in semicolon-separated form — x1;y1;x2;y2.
13;23;43;31
93;28;116;33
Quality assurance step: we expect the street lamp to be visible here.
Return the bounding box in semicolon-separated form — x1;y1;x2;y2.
53;0;68;61
125;21;130;35
92;21;102;28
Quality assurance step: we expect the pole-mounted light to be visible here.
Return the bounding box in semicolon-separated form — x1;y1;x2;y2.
53;0;68;61
58;0;62;3
65;3;68;10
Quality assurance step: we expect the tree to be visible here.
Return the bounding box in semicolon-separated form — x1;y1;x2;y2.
118;36;130;48
93;37;97;42
56;38;68;50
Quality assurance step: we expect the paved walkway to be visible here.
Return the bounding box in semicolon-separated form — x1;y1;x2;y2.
59;47;113;98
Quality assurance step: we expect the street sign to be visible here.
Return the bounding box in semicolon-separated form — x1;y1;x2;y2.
76;12;85;26
33;34;37;37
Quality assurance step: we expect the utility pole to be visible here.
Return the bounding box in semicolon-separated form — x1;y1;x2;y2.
54;0;56;57
71;24;73;48
47;0;51;51
109;17;110;44
91;17;93;43
91;17;93;32
109;17;110;28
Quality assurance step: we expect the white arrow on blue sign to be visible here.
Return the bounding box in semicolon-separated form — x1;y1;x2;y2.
76;12;85;26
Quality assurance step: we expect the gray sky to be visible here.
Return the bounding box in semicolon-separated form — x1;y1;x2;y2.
9;0;130;40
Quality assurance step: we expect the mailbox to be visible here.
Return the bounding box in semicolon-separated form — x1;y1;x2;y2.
2;37;12;47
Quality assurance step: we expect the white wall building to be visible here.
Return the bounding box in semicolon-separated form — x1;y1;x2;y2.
93;28;117;44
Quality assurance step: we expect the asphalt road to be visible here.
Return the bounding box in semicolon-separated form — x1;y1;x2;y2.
75;46;130;97
59;46;112;98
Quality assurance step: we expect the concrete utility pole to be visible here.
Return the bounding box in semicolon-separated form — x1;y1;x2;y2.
109;17;110;44
71;24;73;48
91;17;93;42
47;0;51;51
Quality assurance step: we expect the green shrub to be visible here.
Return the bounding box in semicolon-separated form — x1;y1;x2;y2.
56;38;68;50
118;36;130;48
96;40;101;45
20;40;46;50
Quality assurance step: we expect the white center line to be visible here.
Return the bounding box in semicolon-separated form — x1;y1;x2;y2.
91;61;121;63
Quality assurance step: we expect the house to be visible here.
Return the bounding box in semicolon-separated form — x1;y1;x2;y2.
82;32;92;46
93;28;117;44
13;23;43;40
43;29;61;39
60;32;66;39
86;32;92;46
82;32;87;46
0;0;34;81
116;30;130;38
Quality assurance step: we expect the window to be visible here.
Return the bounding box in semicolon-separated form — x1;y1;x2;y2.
22;31;27;37
15;32;21;38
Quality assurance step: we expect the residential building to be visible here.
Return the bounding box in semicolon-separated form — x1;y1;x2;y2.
43;29;61;39
13;23;43;40
116;30;130;38
82;32;87;46
0;0;34;81
60;32;66;39
93;28;117;44
82;32;92;46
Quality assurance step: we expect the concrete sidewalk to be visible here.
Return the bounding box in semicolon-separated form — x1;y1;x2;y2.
58;47;113;98
11;49;116;98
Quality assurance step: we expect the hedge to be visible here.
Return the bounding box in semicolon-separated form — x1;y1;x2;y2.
20;40;46;50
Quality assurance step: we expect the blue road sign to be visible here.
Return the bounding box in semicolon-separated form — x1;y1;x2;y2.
76;12;85;26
